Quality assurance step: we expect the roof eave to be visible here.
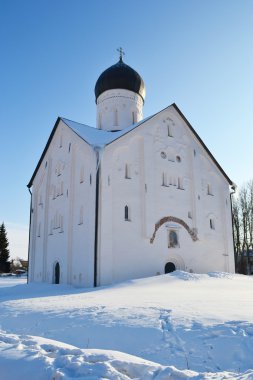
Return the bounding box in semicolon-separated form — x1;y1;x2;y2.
27;117;62;188
171;103;233;186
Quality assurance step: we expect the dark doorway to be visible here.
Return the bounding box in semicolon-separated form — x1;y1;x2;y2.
54;262;60;284
165;262;176;274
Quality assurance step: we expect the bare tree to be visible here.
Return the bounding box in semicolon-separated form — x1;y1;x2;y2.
232;180;253;274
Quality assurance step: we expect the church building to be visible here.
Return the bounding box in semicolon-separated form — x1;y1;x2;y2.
27;51;235;287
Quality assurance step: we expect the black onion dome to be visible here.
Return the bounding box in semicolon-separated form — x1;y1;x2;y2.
95;58;146;103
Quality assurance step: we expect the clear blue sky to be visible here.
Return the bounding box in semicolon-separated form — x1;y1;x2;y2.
1;0;253;258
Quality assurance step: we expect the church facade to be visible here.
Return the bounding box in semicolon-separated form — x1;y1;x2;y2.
27;54;235;287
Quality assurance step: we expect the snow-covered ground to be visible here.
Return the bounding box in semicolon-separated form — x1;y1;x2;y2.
0;271;253;379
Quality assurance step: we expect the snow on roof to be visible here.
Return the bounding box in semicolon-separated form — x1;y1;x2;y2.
61;115;153;148
27;104;233;187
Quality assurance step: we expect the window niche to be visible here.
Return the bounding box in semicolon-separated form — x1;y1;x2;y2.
37;222;41;237
59;215;64;233
167;125;173;137
188;211;192;219
80;167;84;184
177;177;184;190
125;164;131;179
162;172;169;187
207;184;213;196
168;230;179;248
78;206;84;225
59;135;63;148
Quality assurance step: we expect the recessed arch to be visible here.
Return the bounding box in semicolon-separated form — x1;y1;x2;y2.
150;216;198;244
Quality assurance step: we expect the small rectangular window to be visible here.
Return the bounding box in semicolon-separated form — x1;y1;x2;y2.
210;219;215;230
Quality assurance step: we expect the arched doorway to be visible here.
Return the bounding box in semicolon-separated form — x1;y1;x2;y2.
165;262;176;274
54;262;60;284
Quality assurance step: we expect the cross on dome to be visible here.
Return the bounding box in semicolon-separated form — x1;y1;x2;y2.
117;47;125;62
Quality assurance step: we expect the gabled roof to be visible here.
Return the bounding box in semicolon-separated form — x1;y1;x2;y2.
27;104;233;188
61;115;153;148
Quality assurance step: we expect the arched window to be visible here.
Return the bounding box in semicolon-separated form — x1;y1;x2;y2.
124;205;130;221
165;262;176;273
168;230;179;248
54;262;60;284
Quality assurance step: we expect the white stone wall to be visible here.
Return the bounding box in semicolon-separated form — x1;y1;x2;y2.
29;105;235;288
28;121;97;287
98;105;235;285
96;89;144;131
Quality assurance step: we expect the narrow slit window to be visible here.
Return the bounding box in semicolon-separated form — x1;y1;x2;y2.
68;143;71;153
124;205;130;221
210;218;215;230
132;111;135;124
49;220;53;235
98;113;102;129
115;109;118;126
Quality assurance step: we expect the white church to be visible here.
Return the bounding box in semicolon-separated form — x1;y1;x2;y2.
27;51;235;287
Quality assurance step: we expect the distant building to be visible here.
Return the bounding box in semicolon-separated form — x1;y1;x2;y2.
27;52;235;287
